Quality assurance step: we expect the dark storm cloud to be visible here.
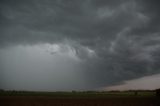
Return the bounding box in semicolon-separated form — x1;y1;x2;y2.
0;0;134;45
0;0;160;89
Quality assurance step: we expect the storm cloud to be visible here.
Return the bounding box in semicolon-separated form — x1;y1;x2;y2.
0;0;160;90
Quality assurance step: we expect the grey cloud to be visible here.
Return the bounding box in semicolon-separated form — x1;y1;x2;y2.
0;0;160;89
0;0;138;45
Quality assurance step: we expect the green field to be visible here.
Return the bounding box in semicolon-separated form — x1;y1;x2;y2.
0;90;159;106
0;90;156;98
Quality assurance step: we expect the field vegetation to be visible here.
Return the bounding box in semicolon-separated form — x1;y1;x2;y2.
0;89;159;106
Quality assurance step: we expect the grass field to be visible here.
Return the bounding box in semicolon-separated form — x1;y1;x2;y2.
0;90;159;106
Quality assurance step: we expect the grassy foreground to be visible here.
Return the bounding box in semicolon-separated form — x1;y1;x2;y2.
0;90;159;106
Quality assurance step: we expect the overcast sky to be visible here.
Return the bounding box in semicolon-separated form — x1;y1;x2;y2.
0;0;160;91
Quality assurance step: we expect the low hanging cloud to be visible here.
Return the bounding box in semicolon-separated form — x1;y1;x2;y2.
104;74;160;90
0;0;160;90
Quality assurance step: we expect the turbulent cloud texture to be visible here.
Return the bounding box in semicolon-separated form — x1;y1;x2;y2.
0;0;160;90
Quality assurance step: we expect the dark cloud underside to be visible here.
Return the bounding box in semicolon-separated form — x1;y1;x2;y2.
0;0;160;89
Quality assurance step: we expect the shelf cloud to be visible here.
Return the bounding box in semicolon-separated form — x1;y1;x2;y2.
0;0;160;90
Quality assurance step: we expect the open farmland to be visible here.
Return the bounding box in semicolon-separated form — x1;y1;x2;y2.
0;90;159;106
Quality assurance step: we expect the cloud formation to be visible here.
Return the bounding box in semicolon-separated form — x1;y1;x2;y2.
0;0;160;89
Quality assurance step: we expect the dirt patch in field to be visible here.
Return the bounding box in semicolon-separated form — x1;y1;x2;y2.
0;96;159;106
